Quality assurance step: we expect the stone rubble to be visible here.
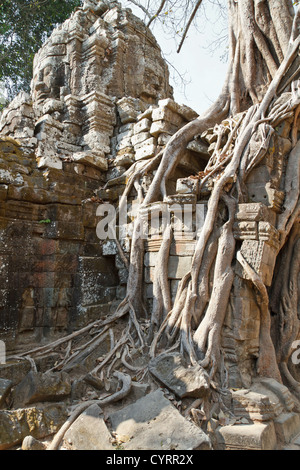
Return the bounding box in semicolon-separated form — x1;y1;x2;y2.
148;353;210;399
1;350;300;450
0;402;67;450
108;389;212;450
0;378;12;409
64;403;114;450
12;370;72;408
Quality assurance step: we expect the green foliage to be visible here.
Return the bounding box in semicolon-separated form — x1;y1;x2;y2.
0;0;82;101
38;218;51;224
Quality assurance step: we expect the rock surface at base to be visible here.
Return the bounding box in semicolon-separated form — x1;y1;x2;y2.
64;404;114;450
109;389;212;450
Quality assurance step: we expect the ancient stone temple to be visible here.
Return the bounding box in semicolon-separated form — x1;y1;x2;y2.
0;0;173;348
0;0;300;452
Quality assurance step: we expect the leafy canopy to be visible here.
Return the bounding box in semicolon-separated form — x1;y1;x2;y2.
0;0;82;104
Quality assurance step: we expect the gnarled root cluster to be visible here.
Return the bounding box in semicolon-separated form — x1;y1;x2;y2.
113;22;300;389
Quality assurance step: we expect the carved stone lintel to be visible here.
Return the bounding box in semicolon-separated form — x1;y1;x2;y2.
236;203;276;225
234;203;280;249
238;240;278;286
233;221;258;240
258;221;280;249
266;183;285;213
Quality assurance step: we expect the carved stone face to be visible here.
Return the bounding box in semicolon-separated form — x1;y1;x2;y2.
32;59;65;105
141;65;164;101
30;3;172;108
3;2;173;170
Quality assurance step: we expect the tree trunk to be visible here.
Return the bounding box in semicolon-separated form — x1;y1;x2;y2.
227;0;294;113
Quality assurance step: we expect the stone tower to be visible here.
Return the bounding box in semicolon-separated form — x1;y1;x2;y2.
0;0;173;170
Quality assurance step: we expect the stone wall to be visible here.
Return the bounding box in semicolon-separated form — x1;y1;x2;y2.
0;0;174;351
0;136;119;351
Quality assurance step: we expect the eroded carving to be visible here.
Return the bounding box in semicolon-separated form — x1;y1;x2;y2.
0;0;172;171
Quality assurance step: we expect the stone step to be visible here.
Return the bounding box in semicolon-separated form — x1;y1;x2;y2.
216;412;300;450
216;422;277;450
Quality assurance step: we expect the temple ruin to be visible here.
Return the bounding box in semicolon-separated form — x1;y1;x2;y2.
0;0;300;451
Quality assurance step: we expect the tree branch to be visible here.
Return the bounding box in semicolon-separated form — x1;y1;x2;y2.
177;0;203;53
147;0;167;27
128;0;152;19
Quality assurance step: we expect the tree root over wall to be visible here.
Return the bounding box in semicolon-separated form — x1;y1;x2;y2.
9;5;300;448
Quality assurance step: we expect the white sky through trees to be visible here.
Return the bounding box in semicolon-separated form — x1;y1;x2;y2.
121;0;228;114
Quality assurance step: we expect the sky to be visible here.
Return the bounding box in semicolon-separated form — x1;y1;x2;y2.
122;0;229;115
